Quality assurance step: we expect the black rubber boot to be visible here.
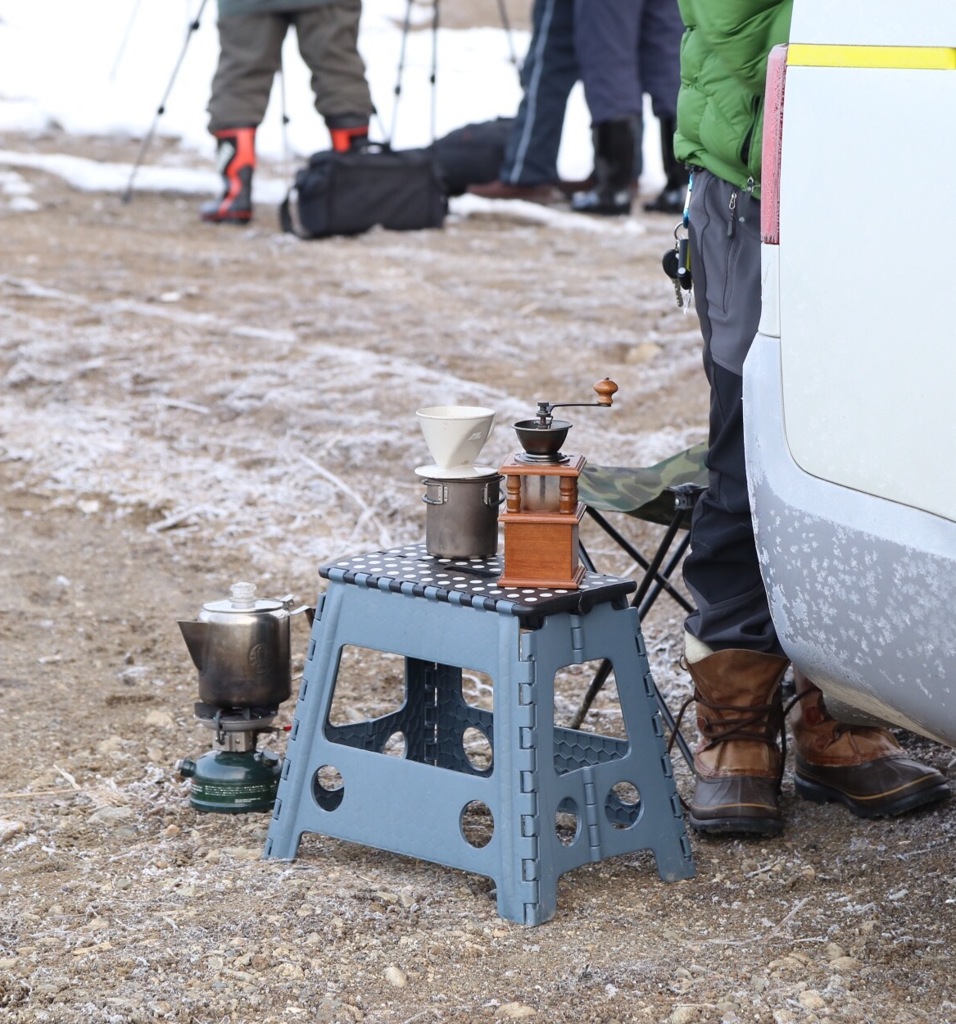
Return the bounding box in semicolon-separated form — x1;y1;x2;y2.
571;119;635;216
200;127;256;224
643;117;689;214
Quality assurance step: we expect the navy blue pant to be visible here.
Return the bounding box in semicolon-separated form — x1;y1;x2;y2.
574;0;682;124
682;171;783;656
500;0;578;185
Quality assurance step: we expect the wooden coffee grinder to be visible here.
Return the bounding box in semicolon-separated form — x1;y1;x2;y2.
498;379;618;588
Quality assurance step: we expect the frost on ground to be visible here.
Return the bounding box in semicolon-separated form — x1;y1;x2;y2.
2;131;956;1024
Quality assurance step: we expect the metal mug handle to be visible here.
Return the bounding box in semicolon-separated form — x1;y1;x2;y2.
484;481;506;507
422;484;447;506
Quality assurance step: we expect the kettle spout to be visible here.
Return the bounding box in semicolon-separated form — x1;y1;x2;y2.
178;620;207;670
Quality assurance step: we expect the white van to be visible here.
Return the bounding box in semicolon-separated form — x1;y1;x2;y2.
744;2;956;744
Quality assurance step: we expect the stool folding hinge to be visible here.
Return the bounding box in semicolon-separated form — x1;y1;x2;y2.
640;669;655;699
421;662;441;765
520;769;538;794
569;616;586;660
650;709;665;742
582;768;604;862
516;694;538;778
518;632;538;673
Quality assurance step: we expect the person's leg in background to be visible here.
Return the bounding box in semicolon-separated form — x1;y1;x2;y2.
570;0;642;215
468;0;578;203
639;0;687;213
203;12;287;223
293;1;373;152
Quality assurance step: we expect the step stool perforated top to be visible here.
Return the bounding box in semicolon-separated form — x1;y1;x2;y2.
320;543;635;624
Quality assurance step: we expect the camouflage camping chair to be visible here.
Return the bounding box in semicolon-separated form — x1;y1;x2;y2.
574;442;709;767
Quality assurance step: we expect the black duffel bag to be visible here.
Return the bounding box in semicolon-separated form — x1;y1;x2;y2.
279;144;447;239
430;117;515;195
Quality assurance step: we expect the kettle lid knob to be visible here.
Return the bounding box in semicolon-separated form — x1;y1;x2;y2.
229;581;257;609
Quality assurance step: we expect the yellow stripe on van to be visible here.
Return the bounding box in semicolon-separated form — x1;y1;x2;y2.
787;44;956;70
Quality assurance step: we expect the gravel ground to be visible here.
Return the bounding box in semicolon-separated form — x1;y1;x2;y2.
2;128;956;1024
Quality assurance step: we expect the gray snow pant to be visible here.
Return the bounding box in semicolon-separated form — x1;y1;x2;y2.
207;5;372;132
682;170;784;656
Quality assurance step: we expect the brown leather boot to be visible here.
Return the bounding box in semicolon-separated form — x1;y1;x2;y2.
466;180;566;205
685;647;789;836
791;671;950;817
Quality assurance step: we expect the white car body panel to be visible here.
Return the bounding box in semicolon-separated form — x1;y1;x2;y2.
744;1;956;742
778;65;956;521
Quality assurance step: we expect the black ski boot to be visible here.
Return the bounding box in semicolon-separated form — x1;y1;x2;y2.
200;126;256;224
571;119;635;216
643;117;689;214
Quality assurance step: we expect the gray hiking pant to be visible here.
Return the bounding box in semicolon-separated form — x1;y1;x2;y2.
207;5;372;132
682;170;783;656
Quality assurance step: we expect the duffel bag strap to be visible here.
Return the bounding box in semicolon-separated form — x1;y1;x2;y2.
279;186;307;237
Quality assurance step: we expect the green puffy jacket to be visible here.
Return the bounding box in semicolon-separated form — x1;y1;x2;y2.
674;0;792;197
218;0;332;17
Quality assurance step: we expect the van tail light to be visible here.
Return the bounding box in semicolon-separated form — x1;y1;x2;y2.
761;44;789;245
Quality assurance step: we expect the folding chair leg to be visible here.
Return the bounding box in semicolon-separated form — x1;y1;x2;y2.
568;659;612;730
574;488;705;772
653;685;695;770
567;655;694;770
637;533;690;619
585;507;692;612
632;515;687;611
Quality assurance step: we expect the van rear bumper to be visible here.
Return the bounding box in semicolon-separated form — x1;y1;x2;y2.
743;332;956;745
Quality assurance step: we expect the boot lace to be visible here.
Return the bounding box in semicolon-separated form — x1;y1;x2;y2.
671;688;787;789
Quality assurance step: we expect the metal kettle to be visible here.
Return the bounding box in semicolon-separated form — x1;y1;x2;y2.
178;581;292;709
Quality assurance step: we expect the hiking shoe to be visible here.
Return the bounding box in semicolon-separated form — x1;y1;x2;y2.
466;180;565;205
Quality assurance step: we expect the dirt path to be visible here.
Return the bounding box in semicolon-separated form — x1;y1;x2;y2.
1;130;955;1024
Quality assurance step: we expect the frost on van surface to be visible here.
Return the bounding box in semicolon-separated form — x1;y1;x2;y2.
752;493;956;743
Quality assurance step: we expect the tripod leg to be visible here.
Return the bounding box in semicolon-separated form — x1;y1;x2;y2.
429;0;440;142
494;0;522;79
110;0;146;81
389;0;416;144
122;0;210;204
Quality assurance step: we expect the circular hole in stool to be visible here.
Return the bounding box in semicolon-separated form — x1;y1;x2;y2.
462;726;493;772
555;799;580;847
312;764;345;811
460;800;494;848
382;731;407;758
606;780;642;830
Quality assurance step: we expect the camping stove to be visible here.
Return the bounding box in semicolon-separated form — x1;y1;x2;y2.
175;581;295;813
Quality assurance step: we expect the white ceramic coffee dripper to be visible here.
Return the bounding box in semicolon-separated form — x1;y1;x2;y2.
415;405;496;479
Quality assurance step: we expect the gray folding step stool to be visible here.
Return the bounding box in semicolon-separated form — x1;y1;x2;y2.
264;543;695;926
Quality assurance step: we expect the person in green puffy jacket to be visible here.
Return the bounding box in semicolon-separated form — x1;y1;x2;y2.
201;0;373;224
673;0;949;837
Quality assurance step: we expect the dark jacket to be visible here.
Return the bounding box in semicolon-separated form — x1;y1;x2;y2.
218;0;331;17
673;0;792;196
